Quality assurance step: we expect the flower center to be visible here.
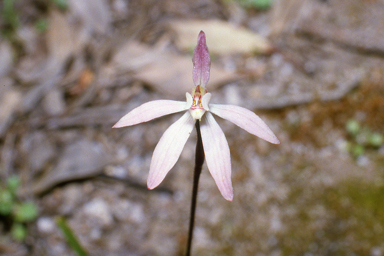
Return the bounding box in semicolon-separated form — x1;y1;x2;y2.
189;85;207;121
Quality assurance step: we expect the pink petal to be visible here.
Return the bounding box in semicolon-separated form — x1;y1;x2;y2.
209;104;280;144
147;112;195;189
192;31;211;88
113;100;188;128
200;112;233;201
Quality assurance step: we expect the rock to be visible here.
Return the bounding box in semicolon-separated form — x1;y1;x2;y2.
83;198;113;227
112;0;129;19
193;226;210;248
223;83;242;105
30;139;109;195
21;132;55;173
104;165;127;179
371;247;383;256
112;199;145;223
42;88;66;116
59;184;84;215
37;217;56;234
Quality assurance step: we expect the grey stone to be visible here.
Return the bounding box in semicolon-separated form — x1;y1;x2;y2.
43;88;66;116
37;217;56;234
83;198;113;227
31;139;109;194
22;132;55;173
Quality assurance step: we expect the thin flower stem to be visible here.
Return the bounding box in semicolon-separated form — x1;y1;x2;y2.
186;120;205;256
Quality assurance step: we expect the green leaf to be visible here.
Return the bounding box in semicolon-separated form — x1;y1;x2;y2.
352;144;365;158
51;0;68;10
3;0;20;28
11;223;27;241
346;119;360;136
343;141;353;152
35;18;49;33
56;217;89;256
7;175;20;194
368;133;383;147
0;189;13;215
14;202;39;222
239;0;273;9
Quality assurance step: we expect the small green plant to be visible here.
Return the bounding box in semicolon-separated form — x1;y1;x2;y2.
345;119;383;158
57;217;89;256
51;0;68;10
243;0;273;9
1;0;68;38
1;0;20;40
34;0;68;33
35;18;49;33
0;176;39;241
225;0;274;10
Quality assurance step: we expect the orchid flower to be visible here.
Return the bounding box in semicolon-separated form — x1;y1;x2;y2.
113;31;280;201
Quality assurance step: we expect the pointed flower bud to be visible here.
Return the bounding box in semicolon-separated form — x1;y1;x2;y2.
192;31;211;88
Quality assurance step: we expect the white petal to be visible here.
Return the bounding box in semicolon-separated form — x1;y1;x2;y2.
200;112;233;201
201;93;211;111
186;92;193;109
147;112;195;189
113;100;188;128
209;104;280;144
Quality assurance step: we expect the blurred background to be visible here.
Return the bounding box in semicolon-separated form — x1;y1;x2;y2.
1;0;384;255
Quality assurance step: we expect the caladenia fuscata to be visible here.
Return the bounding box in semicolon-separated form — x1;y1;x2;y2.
113;31;280;255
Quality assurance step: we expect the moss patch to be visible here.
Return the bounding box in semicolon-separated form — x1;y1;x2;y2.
280;178;384;255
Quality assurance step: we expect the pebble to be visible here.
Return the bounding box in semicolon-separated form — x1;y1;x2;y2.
112;0;129;18
43;88;66;116
115;146;129;162
356;155;370;167
113;199;145;223
22;132;55;173
37;216;56;234
32;139;108;194
280;62;294;79
193;226;210;248
59;185;83;214
83;198;113;227
89;228;102;240
371;247;383;256
104;165;127;179
224;83;241;105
